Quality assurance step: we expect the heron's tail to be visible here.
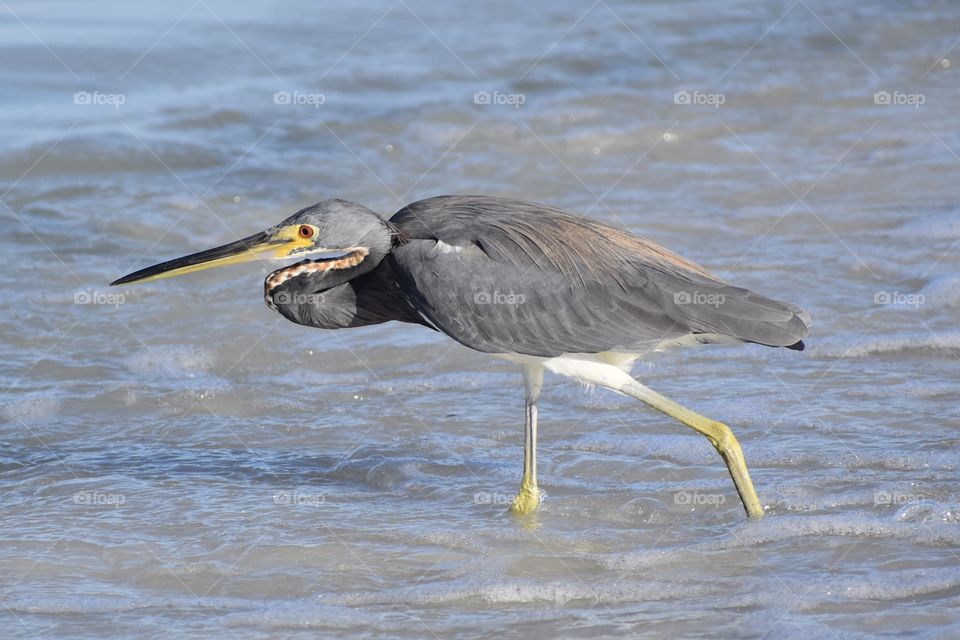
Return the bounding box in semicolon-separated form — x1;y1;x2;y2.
665;282;811;350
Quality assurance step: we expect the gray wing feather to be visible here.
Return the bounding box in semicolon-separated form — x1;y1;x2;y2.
389;195;809;357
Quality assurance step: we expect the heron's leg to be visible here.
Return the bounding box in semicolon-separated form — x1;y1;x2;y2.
619;378;764;518
510;364;544;515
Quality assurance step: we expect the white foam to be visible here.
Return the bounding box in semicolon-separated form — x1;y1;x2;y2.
338;579;714;607
849;380;959;400
895;501;960;524
831;567;960;601
809;332;960;358
0;395;60;423
606;514;960;572
724;567;960;613
123;345;214;376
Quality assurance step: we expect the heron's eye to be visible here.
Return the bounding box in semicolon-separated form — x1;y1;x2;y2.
298;225;315;239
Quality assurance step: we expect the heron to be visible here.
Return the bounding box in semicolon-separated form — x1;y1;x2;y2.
112;195;809;518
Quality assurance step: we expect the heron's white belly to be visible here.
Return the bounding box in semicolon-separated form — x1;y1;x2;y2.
493;351;643;392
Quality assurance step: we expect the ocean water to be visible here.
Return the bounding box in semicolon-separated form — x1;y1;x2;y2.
1;1;959;638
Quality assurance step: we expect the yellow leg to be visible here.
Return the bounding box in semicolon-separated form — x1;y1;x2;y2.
621;379;764;518
510;365;544;515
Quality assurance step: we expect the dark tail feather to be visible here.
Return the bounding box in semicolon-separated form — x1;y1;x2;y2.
661;279;811;350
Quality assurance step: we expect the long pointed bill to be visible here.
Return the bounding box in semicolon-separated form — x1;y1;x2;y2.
110;229;290;286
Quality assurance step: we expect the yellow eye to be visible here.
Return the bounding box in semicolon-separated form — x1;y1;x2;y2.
298;225;314;239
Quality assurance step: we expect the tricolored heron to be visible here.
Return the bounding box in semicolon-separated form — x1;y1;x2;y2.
112;196;809;518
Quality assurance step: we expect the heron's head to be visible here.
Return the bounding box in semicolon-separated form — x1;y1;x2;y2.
111;199;393;286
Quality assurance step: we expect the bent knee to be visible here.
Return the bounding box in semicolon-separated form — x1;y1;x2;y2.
710;421;744;457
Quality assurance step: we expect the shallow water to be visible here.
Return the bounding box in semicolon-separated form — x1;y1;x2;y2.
2;1;959;638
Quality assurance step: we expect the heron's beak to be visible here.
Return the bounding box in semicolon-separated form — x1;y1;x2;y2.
110;226;312;286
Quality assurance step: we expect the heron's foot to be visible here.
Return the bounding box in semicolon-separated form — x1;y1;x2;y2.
509;481;542;515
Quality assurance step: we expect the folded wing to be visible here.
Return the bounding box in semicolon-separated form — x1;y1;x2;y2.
389;195;809;357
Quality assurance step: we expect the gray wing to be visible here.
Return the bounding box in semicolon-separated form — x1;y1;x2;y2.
388;195;809;358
